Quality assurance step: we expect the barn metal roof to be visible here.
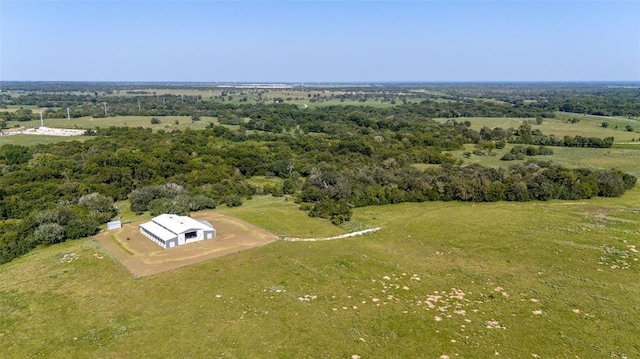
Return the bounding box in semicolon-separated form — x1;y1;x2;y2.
140;221;177;242
150;214;213;235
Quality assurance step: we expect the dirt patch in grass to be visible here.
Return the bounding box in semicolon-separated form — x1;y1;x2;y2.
95;211;278;277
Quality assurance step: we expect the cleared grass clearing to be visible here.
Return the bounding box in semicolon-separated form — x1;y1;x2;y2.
14;115;219;131
0;105;42;113
216;195;344;238
449;143;640;177
1;191;639;358
0;134;91;146
435;116;639;142
246;175;284;189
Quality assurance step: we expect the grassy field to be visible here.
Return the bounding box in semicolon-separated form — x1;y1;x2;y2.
431;115;640;178
1;188;639;358
13;115;219;131
434;116;640;143
0;105;42;113
448;143;640;178
217;195;345;239
0;134;91;146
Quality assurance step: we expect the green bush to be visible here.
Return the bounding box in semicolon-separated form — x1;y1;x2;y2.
223;195;243;207
500;153;516;161
33;223;66;245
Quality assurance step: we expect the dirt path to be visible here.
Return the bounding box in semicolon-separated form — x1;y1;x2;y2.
283;227;381;242
95;211;278;277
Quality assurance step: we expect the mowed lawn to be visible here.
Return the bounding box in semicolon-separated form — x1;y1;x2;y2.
1;190;639;358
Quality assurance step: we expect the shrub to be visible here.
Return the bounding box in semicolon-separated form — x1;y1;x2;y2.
65;218;99;240
500;153;516;161
538;146;554;155
129;183;185;213
33;223;66;245
510;146;526;154
148;197;189;216
223;195;243;207
525;146;540;156
308;198;351;225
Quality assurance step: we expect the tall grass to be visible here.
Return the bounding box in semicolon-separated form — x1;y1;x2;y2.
1;191;639;358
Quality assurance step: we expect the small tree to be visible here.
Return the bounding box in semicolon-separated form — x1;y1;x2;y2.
223;195;243;207
78;192;115;222
500;153;516;161
150;117;161;124
601;121;609;128
626;125;634;132
33;223;66;245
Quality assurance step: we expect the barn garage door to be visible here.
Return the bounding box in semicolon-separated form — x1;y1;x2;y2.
185;231;199;243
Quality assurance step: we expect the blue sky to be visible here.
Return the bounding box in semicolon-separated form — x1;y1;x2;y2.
1;0;639;82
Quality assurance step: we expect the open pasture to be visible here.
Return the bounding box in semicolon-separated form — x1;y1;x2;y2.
449;143;640;177
216;194;346;238
435;115;639;142
12;115;219;131
1;190;639;358
0;105;42;113
0;134;91;146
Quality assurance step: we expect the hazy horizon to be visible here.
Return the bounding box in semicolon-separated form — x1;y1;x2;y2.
2;0;639;82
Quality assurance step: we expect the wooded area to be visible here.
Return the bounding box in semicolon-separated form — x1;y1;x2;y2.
0;83;637;264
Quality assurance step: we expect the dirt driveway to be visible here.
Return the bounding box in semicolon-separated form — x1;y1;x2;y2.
95;211;278;277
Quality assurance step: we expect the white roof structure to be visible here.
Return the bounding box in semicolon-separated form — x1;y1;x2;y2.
139;221;176;242
140;214;216;249
143;214;212;235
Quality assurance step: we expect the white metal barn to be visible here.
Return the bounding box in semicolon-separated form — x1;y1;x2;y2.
139;214;216;249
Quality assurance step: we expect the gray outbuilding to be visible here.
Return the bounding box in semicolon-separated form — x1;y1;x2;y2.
139;214;216;249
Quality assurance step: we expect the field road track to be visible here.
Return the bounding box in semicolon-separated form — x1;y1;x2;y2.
283;227;381;242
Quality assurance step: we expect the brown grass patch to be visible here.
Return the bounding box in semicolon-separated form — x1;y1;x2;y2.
95;211;278;277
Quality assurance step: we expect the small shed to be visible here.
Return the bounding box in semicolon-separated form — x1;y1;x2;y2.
139;214;216;249
106;220;122;230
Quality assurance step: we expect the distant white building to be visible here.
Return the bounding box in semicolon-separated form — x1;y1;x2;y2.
139;214;216;249
106;220;122;230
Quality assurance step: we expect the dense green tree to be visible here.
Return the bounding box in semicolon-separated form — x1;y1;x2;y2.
33;223;66;245
0;145;33;165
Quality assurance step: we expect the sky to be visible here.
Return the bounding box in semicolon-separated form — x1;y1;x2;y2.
1;0;639;82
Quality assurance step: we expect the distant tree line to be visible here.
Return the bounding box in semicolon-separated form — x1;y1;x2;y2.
2;83;640;121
